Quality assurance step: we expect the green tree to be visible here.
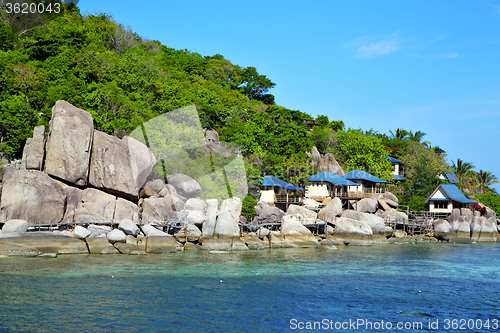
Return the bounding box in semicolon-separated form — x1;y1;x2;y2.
237;66;275;103
475;170;500;194
408;130;430;146
389;128;409;140
400;142;446;200
451;158;475;179
241;195;258;221
315;115;329;126
326;119;344;131
407;195;428;211
333;129;393;180
451;158;477;193
0;21;15;51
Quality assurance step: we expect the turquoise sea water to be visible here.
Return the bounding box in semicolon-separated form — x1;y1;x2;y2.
1;243;499;332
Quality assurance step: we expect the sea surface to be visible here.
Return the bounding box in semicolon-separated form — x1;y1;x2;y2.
1;243;499;332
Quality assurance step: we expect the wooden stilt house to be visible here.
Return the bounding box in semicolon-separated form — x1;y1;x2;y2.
342;170;389;198
259;176;306;211
305;171;359;202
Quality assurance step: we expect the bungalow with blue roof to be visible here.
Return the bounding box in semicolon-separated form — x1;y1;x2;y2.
386;156;405;181
342;170;389;198
305;171;359;201
425;184;476;214
259;176;306;210
438;171;459;184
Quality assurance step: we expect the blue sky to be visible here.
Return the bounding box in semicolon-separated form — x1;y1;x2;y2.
78;0;500;192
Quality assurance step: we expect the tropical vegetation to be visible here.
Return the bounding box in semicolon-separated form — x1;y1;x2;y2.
0;2;498;216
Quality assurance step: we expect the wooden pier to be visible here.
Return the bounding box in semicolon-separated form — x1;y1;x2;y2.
384;208;450;236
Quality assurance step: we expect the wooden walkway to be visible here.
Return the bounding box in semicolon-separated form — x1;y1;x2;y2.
384;208;450;236
1;212;190;234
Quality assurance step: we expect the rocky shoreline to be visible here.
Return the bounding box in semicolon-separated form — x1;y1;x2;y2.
1;197;498;257
1;101;499;257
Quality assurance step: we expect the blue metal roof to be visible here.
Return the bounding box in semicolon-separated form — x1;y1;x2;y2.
342;170;389;183
386;156;402;163
259;176;306;191
307;171;359;186
394;175;406;181
444;172;459;184
426;184;476;204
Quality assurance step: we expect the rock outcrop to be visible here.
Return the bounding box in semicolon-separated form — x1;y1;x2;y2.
74;188;116;222
286;204;317;224
433;219;454;241
123;136;156;191
341;210;391;241
253;202;285;224
2;219;29;234
318;198;342;223
280;215;320;247
22;125;45;170
44;100;94;186
214;197;241;238
106;229;127;243
174;224;202;243
73;226;91;239
307;146;345;176
167;173;201;198
141;197;176;222
114;198;140;221
89;131;153;199
356;198;378;213
303;198;320;208
328;217;373;246
448;208;473;242
471;213;498;242
0;170;66;224
202;199;218;237
200;197;247;251
118;219;140;237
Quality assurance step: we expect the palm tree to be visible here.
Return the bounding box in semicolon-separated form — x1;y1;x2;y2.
476;170;500;194
389;128;409;140
451;159;477;193
408;130;431;147
451;158;475;179
408;130;425;142
364;128;379;137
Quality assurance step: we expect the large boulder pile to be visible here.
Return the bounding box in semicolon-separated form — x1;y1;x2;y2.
432;208;498;243
200;197;248;251
0;100;198;227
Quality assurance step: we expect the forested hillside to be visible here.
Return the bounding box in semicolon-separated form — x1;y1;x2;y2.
0;1;498;212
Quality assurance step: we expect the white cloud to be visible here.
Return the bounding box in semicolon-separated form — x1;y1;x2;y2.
345;33;403;58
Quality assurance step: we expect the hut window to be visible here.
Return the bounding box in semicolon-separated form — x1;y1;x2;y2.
435;202;448;209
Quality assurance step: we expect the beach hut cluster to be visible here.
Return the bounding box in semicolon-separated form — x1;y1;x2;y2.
259;169;390;210
259;167;476;214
